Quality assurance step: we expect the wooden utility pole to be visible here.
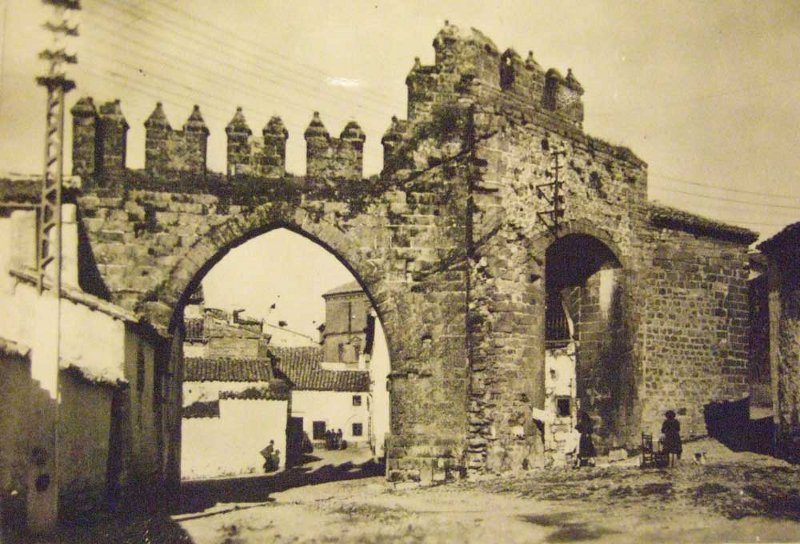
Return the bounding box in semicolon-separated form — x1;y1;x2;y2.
28;0;79;535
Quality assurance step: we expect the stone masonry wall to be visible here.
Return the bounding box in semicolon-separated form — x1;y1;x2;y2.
761;227;800;460
776;275;800;445
397;22;757;463
636;216;753;441
465;84;646;464
65;23;762;484
574;267;629;449
73;89;474;483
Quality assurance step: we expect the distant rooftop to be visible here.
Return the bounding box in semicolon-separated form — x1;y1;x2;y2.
270;346;370;392
322;280;363;297
184;357;274;382
758;221;800;256
647;203;759;245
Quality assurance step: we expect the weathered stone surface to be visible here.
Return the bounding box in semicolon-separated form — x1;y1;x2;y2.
758;223;800;461
70;22;757;484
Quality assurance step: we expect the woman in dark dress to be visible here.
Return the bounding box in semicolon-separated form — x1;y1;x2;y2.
661;410;682;467
576;411;596;467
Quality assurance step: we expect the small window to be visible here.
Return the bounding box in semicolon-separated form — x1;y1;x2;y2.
352;423;363;437
313;421;327;440
352;395;362;407
556;397;571;418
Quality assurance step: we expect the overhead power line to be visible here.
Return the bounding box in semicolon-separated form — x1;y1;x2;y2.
86;44;315;121
86;0;398;116
146;0;397;106
651;171;800;201
649;184;800;211
592;75;800;118
81;3;391;126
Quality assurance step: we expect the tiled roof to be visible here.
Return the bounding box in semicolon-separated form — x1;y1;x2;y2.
183;400;220;419
758;221;800;256
322;280;363;297
647;203;759;244
219;383;291;401
10;268;141;323
0;177;40;204
184;357;274;382
270;346;370;392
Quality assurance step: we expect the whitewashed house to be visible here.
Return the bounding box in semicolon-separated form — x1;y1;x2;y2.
0;180;176;533
181;357;290;479
270;346;371;448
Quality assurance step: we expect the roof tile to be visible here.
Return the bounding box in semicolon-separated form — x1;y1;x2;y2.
184;357;274;382
270;346;370;392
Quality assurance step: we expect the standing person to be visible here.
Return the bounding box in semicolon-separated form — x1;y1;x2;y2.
271;449;281;472
260;440;275;472
336;429;344;450
576;411;596;467
661;410;682;467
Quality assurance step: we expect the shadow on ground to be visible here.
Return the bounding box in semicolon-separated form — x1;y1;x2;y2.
3;457;383;543
519;512;621;543
176;458;385;516
704;397;774;455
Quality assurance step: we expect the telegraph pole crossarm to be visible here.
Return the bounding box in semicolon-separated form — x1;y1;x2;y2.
35;0;79;293
535;148;566;238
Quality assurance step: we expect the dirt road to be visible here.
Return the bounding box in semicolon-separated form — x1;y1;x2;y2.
11;439;800;543
173;439;800;544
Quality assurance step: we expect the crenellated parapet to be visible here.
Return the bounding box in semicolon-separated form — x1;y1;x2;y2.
303;112;365;180
433;21;499;80
381;115;411;175
71;97;129;188
225;108;288;178
98;100;130;179
70;96;99;181
543;68;584;127
144;103;209;179
404;21;585;129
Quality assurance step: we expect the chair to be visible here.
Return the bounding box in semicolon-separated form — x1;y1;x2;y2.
640;432;668;468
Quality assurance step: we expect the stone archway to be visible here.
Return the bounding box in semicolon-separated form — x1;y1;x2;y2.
137;205;389;335
149;216;400;490
538;228;633;457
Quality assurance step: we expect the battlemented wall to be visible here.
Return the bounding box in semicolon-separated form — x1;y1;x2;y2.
65;22;759;486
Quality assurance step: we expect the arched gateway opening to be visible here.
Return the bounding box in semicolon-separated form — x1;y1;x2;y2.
541;233;631;461
161;225;392;502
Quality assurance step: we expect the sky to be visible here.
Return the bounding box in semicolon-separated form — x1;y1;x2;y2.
1;1;800;330
202;229;353;339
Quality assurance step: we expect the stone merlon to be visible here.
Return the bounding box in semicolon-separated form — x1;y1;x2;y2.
381;115;411;175
70;97;99;181
144;102;208;178
340;120;366;147
225;106;251;136
226;108;287;179
304;112;364;180
184;105;209;135
144;102;171;131
95;99;129;184
98;99;129;129
304;111;330;141
264;116;288;140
